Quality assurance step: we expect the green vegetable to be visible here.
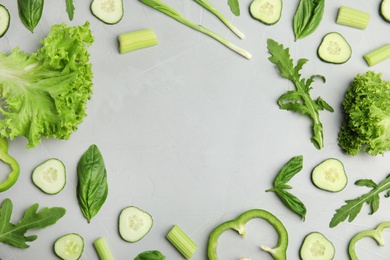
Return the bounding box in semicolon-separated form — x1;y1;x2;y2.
266;155;307;220
118;29;159;54
77;144;108;223
293;0;325;41
380;0;390;23
0;4;10;38
336;6;370;29
94;237;114;260
0;22;94;148
166;225;197;259
208;209;288;260
17;0;44;32
311;158;347;192
300;232;335;259
348;221;390;260
54;233;84;260
65;0;75;21
330;174;390;228
134;250;166;260
91;0;124;25
139;0;252;59
338;71;390;156
32;158;66;194
228;0;240;16
249;0;282;25
363;43;390;67
119;206;153;242
0;137;20;192
317;32;352;64
0;198;66;248
267;38;334;149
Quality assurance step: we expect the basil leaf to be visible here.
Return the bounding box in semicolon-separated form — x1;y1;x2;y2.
77;144;108;223
135;250;166;260
17;0;44;32
65;0;75;21
274;155;303;186
228;0;240;16
293;0;325;41
276;189;307;220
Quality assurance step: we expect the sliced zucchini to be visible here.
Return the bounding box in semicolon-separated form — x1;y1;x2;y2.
300;232;335;260
317;32;352;64
119;206;153;242
91;0;124;24
32;158;66;194
381;0;390;22
312;158;347;192
250;0;282;25
54;233;84;260
0;4;10;38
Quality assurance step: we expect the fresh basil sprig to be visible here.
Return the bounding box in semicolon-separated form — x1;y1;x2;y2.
293;0;325;41
266;155;307;220
228;0;240;16
65;0;75;21
17;0;44;32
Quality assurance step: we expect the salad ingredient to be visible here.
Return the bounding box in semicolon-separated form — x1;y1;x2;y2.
266;155;307;220
91;0;124;24
293;0;325;41
336;6;370;29
167;225;197;259
119;206;153;242
330;175;390;228
118;29;158;54
0;198;65;248
312;158;347;192
65;0;75;21
348;221;390;260
0;137;20;192
94;237;114;260
140;0;252;59
300;232;335;260
267;38;334;149
0;4;10;37
363;43;390;66
380;0;390;22
54;233;84;260
77;144;108;223
208;209;288;260
17;0;44;32
249;0;282;25
317;32;352;64
134;250;166;260
32;158;66;194
338;71;390;156
228;0;240;16
193;0;245;39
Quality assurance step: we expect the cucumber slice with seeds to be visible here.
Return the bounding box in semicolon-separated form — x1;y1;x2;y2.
300;232;335;260
32;158;66;194
54;233;84;260
0;4;10;38
317;32;352;64
312;158;347;192
91;0;124;24
250;0;282;25
381;0;390;23
119;206;153;242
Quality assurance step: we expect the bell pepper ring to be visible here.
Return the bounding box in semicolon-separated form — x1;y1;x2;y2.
0;137;20;192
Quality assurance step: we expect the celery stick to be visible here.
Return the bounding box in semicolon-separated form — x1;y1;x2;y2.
118;29;158;54
166;225;197;259
336;6;370;29
364;43;390;66
93;237;114;260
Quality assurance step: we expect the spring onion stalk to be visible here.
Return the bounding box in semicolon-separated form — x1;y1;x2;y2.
93;237;114;260
118;29;158;54
336;6;370;29
193;0;245;39
139;0;252;59
363;43;390;66
166;225;197;259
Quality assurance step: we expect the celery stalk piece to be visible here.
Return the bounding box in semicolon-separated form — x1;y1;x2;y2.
118;29;158;54
93;237;114;260
363;43;390;66
166;225;197;259
336;6;370;29
139;0;252;59
193;0;245;39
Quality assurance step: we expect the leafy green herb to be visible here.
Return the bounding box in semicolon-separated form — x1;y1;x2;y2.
228;0;240;16
330;175;390;228
0;198;66;248
267;38;334;149
17;0;44;32
77;144;108;223
266;155;307;220
293;0;325;41
65;0;75;20
135;250;166;260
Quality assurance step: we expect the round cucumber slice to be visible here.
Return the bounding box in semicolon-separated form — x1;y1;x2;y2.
32;158;66;194
54;233;84;260
119;206;153;242
91;0;124;25
312;158;347;192
381;0;390;22
0;4;10;38
250;0;282;25
300;232;335;260
317;32;352;64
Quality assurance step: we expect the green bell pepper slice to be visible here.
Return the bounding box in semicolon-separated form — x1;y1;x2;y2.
0;137;20;192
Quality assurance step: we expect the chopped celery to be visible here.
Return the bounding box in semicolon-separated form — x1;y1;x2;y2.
93;237;114;260
166;225;197;259
336;6;370;29
363;43;390;66
118;29;158;54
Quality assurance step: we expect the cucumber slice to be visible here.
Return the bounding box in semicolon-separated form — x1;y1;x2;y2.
0;4;10;38
300;232;335;260
381;0;390;22
312;158;347;192
54;233;84;260
119;206;153;242
32;158;66;194
317;32;352;64
250;0;282;25
91;0;124;25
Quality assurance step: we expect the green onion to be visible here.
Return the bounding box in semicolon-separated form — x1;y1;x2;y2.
166;225;197;259
93;237;114;260
118;29;158;54
336;6;370;29
363;43;390;66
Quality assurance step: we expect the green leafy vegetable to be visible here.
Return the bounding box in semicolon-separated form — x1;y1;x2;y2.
77;144;108;223
228;0;240;16
0;198;66;248
266;155;307;220
293;0;325;41
134;250;166;260
0;22;94;148
17;0;44;32
267;38;334;149
65;0;75;20
0;137;20;192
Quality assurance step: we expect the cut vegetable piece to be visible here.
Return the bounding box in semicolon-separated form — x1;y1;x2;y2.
250;0;282;25
300;232;335;260
32;158;66;194
93;237;114;260
0;4;10;37
0;137;20;192
381;0;390;22
118;29;158;54
363;43;390;66
312;158;347;192
167;225;197;259
317;32;351;64
91;0;124;24
336;6;370;29
54;233;84;260
119;206;153;242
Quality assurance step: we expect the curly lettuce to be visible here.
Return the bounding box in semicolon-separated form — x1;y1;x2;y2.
0;22;94;148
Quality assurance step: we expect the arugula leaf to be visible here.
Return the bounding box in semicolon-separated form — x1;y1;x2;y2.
17;0;44;32
293;0;325;41
0;198;66;248
65;0;75;21
228;0;240;16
